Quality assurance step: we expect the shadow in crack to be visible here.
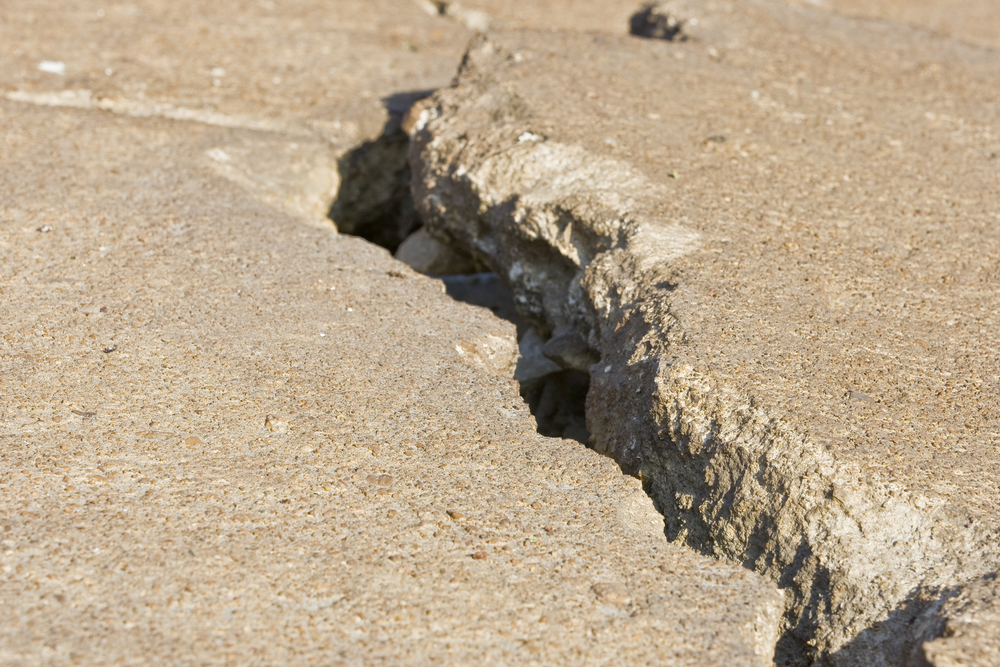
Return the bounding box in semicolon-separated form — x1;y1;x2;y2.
329;92;592;446
328;90;434;253
825;584;962;667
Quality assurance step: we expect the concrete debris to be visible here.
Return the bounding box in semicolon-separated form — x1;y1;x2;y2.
514;329;562;383
630;2;688;41
395;227;481;275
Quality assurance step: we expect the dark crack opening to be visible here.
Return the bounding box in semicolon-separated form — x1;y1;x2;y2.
328;93;591;446
327;91;431;253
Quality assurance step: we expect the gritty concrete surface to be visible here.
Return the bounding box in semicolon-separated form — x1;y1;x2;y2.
0;78;783;667
783;0;1000;50
921;573;1000;667
0;0;482;233
5;0;997;665
0;0;475;147
409;2;1000;664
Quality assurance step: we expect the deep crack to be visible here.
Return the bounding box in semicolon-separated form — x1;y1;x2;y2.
329;94;591;446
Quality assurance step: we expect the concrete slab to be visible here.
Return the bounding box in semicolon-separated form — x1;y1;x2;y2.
0;98;783;664
0;0;475;147
408;1;1000;663
783;0;1000;50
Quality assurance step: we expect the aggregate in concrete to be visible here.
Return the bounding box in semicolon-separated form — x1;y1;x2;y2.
408;1;1000;663
0;86;782;667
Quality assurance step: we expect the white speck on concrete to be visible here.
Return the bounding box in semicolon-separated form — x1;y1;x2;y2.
38;61;65;75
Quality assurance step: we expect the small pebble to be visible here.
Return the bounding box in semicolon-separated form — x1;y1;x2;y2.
366;474;393;487
472;551;487;560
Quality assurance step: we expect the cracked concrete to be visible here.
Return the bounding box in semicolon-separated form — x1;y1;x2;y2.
0;1;786;665
408;2;1000;664
0;92;783;667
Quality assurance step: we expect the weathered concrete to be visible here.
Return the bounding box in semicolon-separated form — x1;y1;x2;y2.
0;0;475;144
922;573;1000;667
409;2;1000;664
419;0;1000;49
0;94;785;665
783;0;1000;50
0;0;791;656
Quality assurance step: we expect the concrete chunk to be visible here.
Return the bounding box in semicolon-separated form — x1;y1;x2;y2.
409;3;1000;663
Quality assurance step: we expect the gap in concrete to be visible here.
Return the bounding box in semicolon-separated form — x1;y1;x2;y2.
328;96;590;446
326;91;833;667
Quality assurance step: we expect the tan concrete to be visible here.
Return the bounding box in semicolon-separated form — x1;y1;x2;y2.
922;573;1000;667
0;0;475;147
425;0;1000;49
5;0;997;664
408;1;1000;663
0;86;782;667
784;0;1000;50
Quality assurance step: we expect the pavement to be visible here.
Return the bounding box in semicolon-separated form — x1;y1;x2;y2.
2;0;998;666
408;1;1000;665
0;2;784;666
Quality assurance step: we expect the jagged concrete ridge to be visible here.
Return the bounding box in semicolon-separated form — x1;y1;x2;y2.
409;5;1000;664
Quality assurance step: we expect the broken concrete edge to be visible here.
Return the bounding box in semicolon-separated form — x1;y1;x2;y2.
327;90;435;251
406;31;1000;665
2;92;787;665
919;572;1000;667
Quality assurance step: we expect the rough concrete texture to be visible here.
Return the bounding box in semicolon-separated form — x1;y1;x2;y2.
0;0;485;238
782;0;1000;50
0;0;476;144
922;573;1000;667
409;2;1000;664
0;30;783;667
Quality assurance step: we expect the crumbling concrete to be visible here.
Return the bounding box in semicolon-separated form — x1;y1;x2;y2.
409;2;1000;663
921;573;1000;667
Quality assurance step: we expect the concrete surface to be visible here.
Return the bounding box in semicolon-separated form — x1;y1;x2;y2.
921;572;1000;667
408;1;1000;664
783;0;1000;50
0;0;476;145
4;0;998;665
0;0;788;658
